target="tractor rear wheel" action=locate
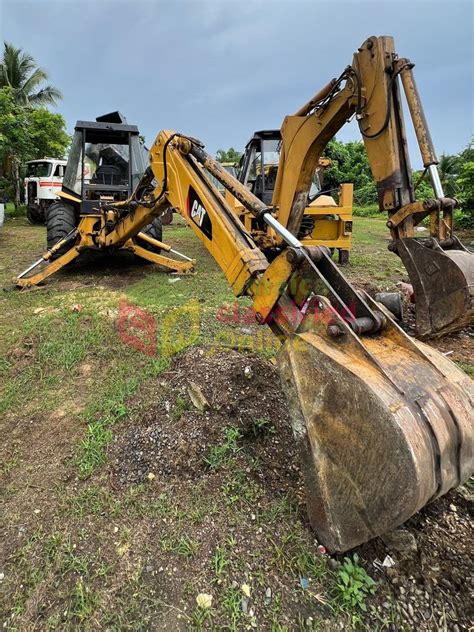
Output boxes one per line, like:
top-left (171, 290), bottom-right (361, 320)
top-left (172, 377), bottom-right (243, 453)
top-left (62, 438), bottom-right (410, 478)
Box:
top-left (46, 201), bottom-right (76, 257)
top-left (136, 217), bottom-right (163, 254)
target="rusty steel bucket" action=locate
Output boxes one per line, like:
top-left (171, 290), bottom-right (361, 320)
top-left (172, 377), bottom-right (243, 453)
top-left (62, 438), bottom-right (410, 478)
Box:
top-left (277, 293), bottom-right (474, 552)
top-left (396, 238), bottom-right (474, 339)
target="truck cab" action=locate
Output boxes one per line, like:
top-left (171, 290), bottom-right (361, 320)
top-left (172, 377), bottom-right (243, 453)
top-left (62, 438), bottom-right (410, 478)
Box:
top-left (24, 158), bottom-right (67, 224)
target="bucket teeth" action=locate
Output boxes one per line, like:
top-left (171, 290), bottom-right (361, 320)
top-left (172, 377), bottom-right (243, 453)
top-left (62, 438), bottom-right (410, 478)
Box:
top-left (277, 295), bottom-right (474, 553)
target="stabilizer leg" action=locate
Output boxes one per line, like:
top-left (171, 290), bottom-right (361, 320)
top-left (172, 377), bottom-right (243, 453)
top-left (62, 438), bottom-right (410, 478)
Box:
top-left (128, 240), bottom-right (195, 273)
top-left (15, 235), bottom-right (81, 288)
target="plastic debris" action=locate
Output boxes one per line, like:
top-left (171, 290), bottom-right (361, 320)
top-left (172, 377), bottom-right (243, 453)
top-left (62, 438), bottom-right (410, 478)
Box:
top-left (196, 593), bottom-right (213, 609)
top-left (299, 576), bottom-right (309, 590)
top-left (382, 555), bottom-right (396, 568)
top-left (264, 587), bottom-right (272, 605)
top-left (397, 281), bottom-right (415, 303)
top-left (373, 555), bottom-right (396, 571)
top-left (187, 382), bottom-right (210, 411)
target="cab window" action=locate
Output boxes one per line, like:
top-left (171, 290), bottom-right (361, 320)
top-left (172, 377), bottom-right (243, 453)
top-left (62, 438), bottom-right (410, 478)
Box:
top-left (26, 162), bottom-right (52, 178)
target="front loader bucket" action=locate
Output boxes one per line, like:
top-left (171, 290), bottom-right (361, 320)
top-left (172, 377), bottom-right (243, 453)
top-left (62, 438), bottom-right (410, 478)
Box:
top-left (396, 238), bottom-right (474, 339)
top-left (277, 295), bottom-right (473, 552)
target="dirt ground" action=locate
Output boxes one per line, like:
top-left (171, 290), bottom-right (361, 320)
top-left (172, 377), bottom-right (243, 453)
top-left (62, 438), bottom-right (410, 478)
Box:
top-left (109, 348), bottom-right (474, 630)
top-left (1, 348), bottom-right (474, 631)
top-left (0, 218), bottom-right (473, 630)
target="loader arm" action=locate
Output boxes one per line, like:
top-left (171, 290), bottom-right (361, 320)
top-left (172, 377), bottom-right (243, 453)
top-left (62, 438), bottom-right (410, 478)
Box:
top-left (106, 128), bottom-right (473, 552)
top-left (100, 132), bottom-right (269, 300)
top-left (272, 36), bottom-right (473, 338)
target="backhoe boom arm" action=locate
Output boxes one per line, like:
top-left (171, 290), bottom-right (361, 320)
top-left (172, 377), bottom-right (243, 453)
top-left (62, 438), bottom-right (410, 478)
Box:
top-left (272, 35), bottom-right (473, 338)
top-left (122, 127), bottom-right (472, 552)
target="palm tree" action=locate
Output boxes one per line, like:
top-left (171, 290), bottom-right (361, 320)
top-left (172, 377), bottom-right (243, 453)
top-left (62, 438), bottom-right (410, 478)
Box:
top-left (1, 43), bottom-right (63, 207)
top-left (438, 154), bottom-right (459, 198)
top-left (0, 42), bottom-right (62, 107)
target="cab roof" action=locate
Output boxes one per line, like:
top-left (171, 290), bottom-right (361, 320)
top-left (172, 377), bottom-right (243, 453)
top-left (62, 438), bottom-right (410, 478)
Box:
top-left (244, 129), bottom-right (281, 149)
top-left (26, 158), bottom-right (67, 163)
top-left (74, 112), bottom-right (139, 139)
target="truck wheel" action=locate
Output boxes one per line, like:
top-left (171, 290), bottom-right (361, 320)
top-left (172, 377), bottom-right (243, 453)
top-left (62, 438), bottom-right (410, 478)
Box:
top-left (136, 217), bottom-right (163, 253)
top-left (46, 201), bottom-right (76, 257)
top-left (27, 206), bottom-right (45, 225)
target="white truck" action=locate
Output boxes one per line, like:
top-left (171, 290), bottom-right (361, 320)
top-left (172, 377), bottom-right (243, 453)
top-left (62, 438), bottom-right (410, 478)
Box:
top-left (24, 158), bottom-right (67, 224)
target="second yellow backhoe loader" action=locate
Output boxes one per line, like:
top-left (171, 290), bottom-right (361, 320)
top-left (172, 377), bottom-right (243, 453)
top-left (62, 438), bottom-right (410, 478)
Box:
top-left (15, 36), bottom-right (473, 552)
top-left (232, 129), bottom-right (353, 264)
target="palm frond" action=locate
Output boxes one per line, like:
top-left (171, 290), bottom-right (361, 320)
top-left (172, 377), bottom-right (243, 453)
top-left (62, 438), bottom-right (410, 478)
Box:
top-left (28, 85), bottom-right (63, 107)
top-left (21, 67), bottom-right (49, 98)
top-left (1, 41), bottom-right (62, 105)
top-left (2, 43), bottom-right (31, 88)
top-left (0, 63), bottom-right (10, 88)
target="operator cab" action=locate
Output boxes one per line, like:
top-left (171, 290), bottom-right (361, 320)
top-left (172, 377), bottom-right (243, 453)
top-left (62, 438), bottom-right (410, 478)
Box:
top-left (62, 112), bottom-right (148, 214)
top-left (238, 130), bottom-right (323, 205)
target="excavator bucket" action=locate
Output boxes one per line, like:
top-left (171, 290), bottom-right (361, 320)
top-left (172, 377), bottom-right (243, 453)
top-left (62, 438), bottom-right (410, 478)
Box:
top-left (396, 238), bottom-right (474, 339)
top-left (277, 294), bottom-right (473, 553)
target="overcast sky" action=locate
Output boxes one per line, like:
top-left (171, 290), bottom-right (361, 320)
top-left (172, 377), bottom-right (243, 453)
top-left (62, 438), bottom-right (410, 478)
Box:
top-left (1, 0), bottom-right (473, 165)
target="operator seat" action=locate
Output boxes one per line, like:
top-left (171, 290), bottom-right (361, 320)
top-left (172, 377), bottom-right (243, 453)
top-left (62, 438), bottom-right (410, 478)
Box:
top-left (253, 165), bottom-right (278, 205)
top-left (92, 164), bottom-right (122, 186)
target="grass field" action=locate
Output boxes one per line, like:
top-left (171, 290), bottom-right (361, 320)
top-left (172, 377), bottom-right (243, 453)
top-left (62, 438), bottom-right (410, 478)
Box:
top-left (0, 216), bottom-right (471, 631)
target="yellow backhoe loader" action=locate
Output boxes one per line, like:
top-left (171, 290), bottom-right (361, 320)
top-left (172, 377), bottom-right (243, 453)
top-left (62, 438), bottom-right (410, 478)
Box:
top-left (232, 129), bottom-right (353, 264)
top-left (15, 36), bottom-right (473, 552)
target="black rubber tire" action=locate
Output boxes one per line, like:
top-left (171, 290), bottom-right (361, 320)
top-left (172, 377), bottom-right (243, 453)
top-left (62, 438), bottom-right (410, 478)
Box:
top-left (27, 206), bottom-right (45, 225)
top-left (338, 249), bottom-right (350, 266)
top-left (46, 201), bottom-right (76, 257)
top-left (136, 217), bottom-right (163, 253)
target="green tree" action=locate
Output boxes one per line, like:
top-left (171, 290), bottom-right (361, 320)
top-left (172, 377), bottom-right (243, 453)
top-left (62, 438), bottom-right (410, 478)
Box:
top-left (437, 153), bottom-right (460, 197)
top-left (456, 161), bottom-right (474, 228)
top-left (322, 139), bottom-right (474, 213)
top-left (216, 147), bottom-right (242, 164)
top-left (323, 140), bottom-right (377, 206)
top-left (0, 88), bottom-right (32, 206)
top-left (412, 170), bottom-right (434, 199)
top-left (458, 139), bottom-right (474, 164)
top-left (0, 42), bottom-right (62, 106)
top-left (29, 108), bottom-right (70, 159)
top-left (0, 87), bottom-right (69, 207)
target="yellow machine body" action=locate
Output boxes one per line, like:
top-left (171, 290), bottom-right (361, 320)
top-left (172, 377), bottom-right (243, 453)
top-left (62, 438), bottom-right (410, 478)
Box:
top-left (14, 37), bottom-right (473, 552)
